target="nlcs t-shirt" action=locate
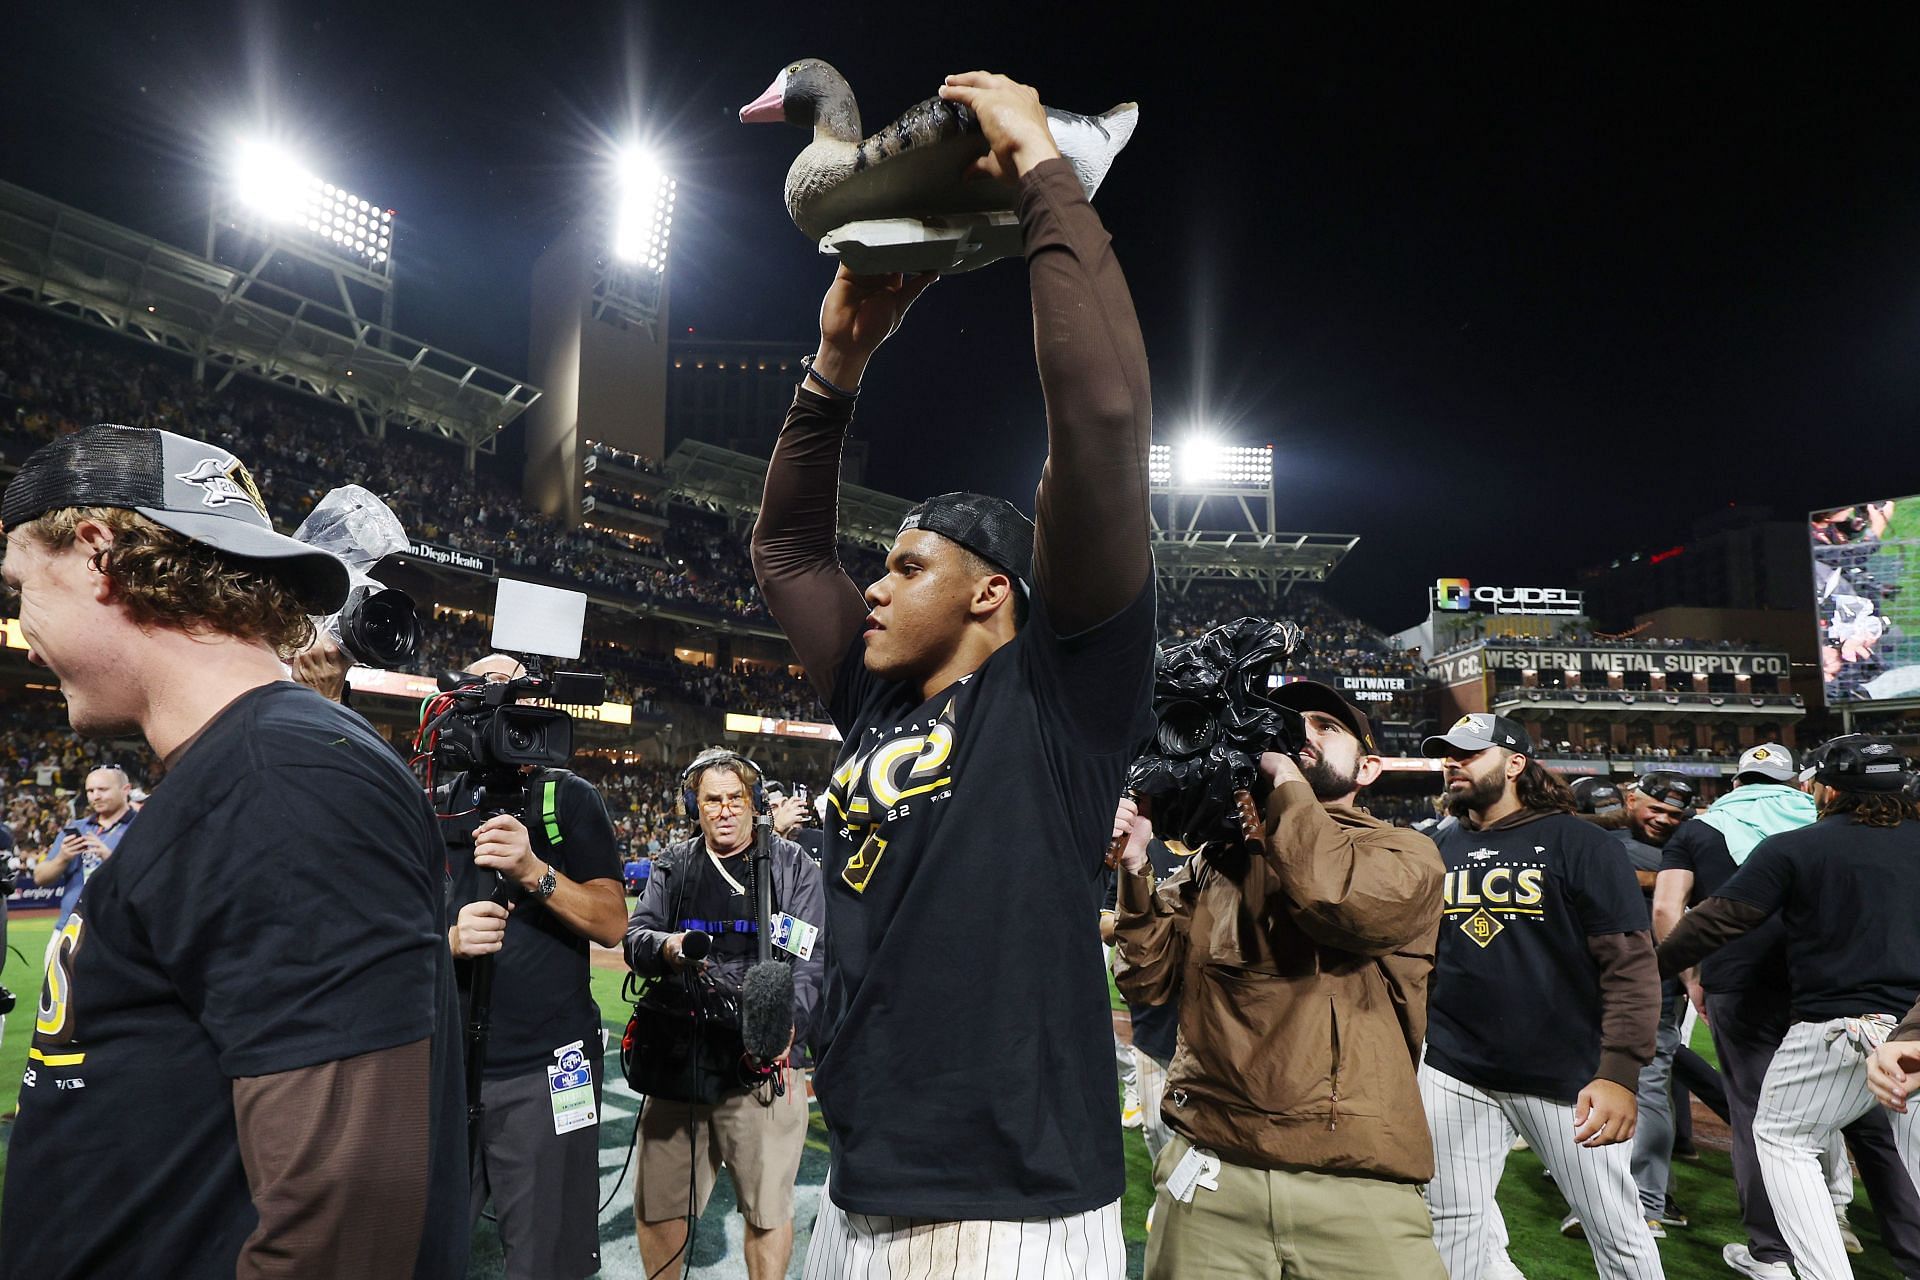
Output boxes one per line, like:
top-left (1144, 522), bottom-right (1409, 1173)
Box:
top-left (1715, 814), bottom-right (1920, 1023)
top-left (0, 683), bottom-right (466, 1280)
top-left (817, 583), bottom-right (1156, 1219)
top-left (1427, 811), bottom-right (1651, 1103)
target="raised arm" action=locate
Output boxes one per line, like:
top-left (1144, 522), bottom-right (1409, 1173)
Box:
top-left (752, 270), bottom-right (937, 703)
top-left (938, 72), bottom-right (1153, 635)
top-left (1259, 761), bottom-right (1444, 957)
top-left (1110, 799), bottom-right (1190, 1006)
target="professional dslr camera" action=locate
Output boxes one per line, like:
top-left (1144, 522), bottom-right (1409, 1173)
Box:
top-left (292, 485), bottom-right (421, 668)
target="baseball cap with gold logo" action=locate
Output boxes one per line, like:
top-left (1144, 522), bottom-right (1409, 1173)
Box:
top-left (1734, 743), bottom-right (1798, 784)
top-left (1, 424), bottom-right (349, 613)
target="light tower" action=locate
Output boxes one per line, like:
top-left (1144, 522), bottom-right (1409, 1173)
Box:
top-left (523, 146), bottom-right (678, 525)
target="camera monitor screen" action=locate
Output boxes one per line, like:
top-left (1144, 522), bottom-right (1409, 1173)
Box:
top-left (491, 578), bottom-right (588, 661)
top-left (1813, 498), bottom-right (1920, 704)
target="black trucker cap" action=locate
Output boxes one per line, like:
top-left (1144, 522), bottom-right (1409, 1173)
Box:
top-left (898, 492), bottom-right (1034, 584)
top-left (1, 424), bottom-right (349, 614)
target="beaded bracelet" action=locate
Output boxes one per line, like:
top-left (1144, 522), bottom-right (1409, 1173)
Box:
top-left (799, 353), bottom-right (860, 400)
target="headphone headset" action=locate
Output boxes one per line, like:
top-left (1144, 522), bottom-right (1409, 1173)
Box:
top-left (680, 748), bottom-right (768, 817)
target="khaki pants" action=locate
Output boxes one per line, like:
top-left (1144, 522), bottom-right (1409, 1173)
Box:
top-left (1145, 1133), bottom-right (1447, 1280)
top-left (635, 1066), bottom-right (809, 1229)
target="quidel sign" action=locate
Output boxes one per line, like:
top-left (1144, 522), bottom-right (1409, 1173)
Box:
top-left (1432, 578), bottom-right (1584, 616)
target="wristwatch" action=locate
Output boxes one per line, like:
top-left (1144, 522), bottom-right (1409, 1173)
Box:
top-left (531, 864), bottom-right (558, 901)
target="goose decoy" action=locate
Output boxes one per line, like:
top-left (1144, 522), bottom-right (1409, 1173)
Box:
top-left (739, 59), bottom-right (1138, 275)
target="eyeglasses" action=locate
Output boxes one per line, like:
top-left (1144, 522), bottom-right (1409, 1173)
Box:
top-left (699, 796), bottom-right (748, 814)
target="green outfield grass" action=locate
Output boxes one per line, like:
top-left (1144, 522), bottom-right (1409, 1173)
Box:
top-left (1, 916), bottom-right (1911, 1277)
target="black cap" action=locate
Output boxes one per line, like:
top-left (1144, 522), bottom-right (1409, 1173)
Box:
top-left (1421, 713), bottom-right (1534, 758)
top-left (898, 492), bottom-right (1033, 584)
top-left (2, 424), bottom-right (349, 613)
top-left (1270, 680), bottom-right (1376, 753)
top-left (1569, 776), bottom-right (1623, 815)
top-left (1633, 771), bottom-right (1698, 811)
top-left (1801, 734), bottom-right (1913, 793)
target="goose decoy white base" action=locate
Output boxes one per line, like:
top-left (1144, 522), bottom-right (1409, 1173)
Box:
top-left (819, 212), bottom-right (1021, 276)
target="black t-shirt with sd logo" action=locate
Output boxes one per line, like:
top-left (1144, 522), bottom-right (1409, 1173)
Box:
top-left (1426, 811), bottom-right (1650, 1103)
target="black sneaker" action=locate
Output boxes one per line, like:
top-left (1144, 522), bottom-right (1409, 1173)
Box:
top-left (0, 986), bottom-right (16, 1017)
top-left (1658, 1197), bottom-right (1689, 1230)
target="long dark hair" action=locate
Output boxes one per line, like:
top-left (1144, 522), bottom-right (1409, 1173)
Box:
top-left (1514, 758), bottom-right (1577, 816)
top-left (1818, 789), bottom-right (1920, 828)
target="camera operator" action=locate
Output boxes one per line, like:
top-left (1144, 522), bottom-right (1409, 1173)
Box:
top-left (442, 652), bottom-right (627, 1280)
top-left (1113, 681), bottom-right (1449, 1277)
top-left (0, 424), bottom-right (466, 1280)
top-left (625, 749), bottom-right (823, 1280)
top-left (33, 765), bottom-right (137, 928)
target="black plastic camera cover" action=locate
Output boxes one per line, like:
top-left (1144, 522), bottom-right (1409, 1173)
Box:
top-left (1125, 617), bottom-right (1307, 854)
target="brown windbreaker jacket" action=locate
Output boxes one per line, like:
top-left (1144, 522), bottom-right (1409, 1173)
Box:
top-left (1114, 779), bottom-right (1444, 1182)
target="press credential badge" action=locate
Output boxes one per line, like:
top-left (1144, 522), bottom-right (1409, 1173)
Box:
top-left (771, 911), bottom-right (818, 961)
top-left (548, 1041), bottom-right (597, 1136)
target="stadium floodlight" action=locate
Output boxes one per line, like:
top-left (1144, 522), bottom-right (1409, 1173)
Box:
top-left (612, 146), bottom-right (676, 273)
top-left (1149, 438), bottom-right (1274, 490)
top-left (230, 137), bottom-right (394, 267)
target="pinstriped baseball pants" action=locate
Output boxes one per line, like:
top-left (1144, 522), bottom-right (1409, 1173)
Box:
top-left (1420, 1062), bottom-right (1664, 1280)
top-left (1753, 1017), bottom-right (1920, 1280)
top-left (803, 1190), bottom-right (1124, 1280)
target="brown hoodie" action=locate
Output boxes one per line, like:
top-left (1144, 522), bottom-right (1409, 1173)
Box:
top-left (1114, 779), bottom-right (1444, 1182)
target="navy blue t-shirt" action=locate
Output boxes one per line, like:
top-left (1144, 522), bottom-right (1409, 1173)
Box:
top-left (0, 683), bottom-right (466, 1280)
top-left (1659, 819), bottom-right (1789, 997)
top-left (1716, 814), bottom-right (1920, 1022)
top-left (1428, 811), bottom-right (1651, 1103)
top-left (816, 583), bottom-right (1156, 1219)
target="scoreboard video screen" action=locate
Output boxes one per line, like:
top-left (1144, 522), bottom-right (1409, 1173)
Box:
top-left (1813, 498), bottom-right (1920, 703)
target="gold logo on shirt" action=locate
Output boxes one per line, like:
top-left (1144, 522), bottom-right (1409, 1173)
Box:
top-left (1460, 909), bottom-right (1505, 948)
top-left (842, 832), bottom-right (887, 894)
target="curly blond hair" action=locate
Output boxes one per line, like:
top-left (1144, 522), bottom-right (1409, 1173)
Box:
top-left (17, 507), bottom-right (315, 658)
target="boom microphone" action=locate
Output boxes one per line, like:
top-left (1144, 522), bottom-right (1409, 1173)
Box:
top-left (741, 960), bottom-right (795, 1062)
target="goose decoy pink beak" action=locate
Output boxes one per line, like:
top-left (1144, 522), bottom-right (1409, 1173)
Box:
top-left (739, 70), bottom-right (787, 124)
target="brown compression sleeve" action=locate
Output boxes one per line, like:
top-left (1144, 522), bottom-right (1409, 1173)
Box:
top-left (751, 387), bottom-right (869, 705)
top-left (1655, 896), bottom-right (1771, 979)
top-left (1587, 931), bottom-right (1660, 1091)
top-left (232, 1038), bottom-right (433, 1280)
top-left (1021, 158), bottom-right (1154, 637)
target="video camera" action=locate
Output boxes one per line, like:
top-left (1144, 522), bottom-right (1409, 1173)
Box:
top-left (427, 667), bottom-right (607, 780)
top-left (1121, 616), bottom-right (1308, 858)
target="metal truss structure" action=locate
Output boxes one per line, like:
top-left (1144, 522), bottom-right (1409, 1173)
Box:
top-left (1149, 447), bottom-right (1357, 597)
top-left (664, 439), bottom-right (912, 550)
top-left (591, 257), bottom-right (667, 338)
top-left (0, 180), bottom-right (538, 463)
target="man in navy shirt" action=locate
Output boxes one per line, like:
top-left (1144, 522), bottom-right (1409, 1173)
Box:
top-left (1660, 735), bottom-right (1920, 1280)
top-left (32, 766), bottom-right (137, 927)
top-left (1419, 713), bottom-right (1664, 1280)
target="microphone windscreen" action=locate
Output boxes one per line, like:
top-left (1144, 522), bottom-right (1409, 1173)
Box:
top-left (681, 929), bottom-right (713, 961)
top-left (741, 960), bottom-right (795, 1062)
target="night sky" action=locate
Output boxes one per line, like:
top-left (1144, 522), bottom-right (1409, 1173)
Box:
top-left (4, 4), bottom-right (1917, 633)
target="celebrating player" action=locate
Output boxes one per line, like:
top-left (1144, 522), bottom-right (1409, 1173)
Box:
top-left (750, 70), bottom-right (1154, 1278)
top-left (1659, 735), bottom-right (1920, 1280)
top-left (1419, 714), bottom-right (1665, 1280)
